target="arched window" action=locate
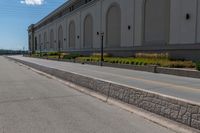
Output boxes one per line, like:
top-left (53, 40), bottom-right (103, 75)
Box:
top-left (69, 21), bottom-right (76, 49)
top-left (50, 29), bottom-right (54, 50)
top-left (84, 15), bottom-right (93, 48)
top-left (144, 0), bottom-right (170, 45)
top-left (58, 26), bottom-right (63, 50)
top-left (106, 4), bottom-right (121, 48)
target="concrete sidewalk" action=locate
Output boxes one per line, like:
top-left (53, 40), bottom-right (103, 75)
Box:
top-left (10, 55), bottom-right (200, 103)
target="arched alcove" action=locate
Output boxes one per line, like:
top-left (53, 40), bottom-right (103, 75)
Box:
top-left (58, 26), bottom-right (63, 50)
top-left (69, 21), bottom-right (76, 49)
top-left (144, 0), bottom-right (170, 45)
top-left (106, 4), bottom-right (121, 48)
top-left (84, 15), bottom-right (93, 48)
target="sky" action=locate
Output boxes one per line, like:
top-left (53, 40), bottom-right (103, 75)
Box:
top-left (0, 0), bottom-right (67, 50)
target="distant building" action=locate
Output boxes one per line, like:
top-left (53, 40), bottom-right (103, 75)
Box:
top-left (28, 0), bottom-right (200, 60)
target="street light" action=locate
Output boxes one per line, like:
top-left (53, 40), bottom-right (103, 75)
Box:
top-left (100, 32), bottom-right (104, 66)
top-left (40, 44), bottom-right (42, 57)
top-left (58, 40), bottom-right (61, 59)
top-left (23, 46), bottom-right (25, 56)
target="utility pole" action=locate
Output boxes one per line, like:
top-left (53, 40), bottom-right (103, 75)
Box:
top-left (100, 32), bottom-right (104, 66)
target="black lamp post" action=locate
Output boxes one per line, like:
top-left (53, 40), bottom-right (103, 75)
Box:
top-left (58, 40), bottom-right (61, 59)
top-left (22, 46), bottom-right (25, 56)
top-left (40, 44), bottom-right (42, 57)
top-left (100, 32), bottom-right (104, 66)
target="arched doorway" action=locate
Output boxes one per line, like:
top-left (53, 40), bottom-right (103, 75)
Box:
top-left (144, 0), bottom-right (170, 45)
top-left (58, 26), bottom-right (63, 50)
top-left (106, 4), bottom-right (121, 48)
top-left (84, 15), bottom-right (93, 48)
top-left (50, 29), bottom-right (54, 50)
top-left (69, 21), bottom-right (76, 49)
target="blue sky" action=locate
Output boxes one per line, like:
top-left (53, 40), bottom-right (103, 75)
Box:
top-left (0, 0), bottom-right (66, 50)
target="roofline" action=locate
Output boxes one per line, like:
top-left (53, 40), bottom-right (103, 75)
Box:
top-left (34, 0), bottom-right (76, 27)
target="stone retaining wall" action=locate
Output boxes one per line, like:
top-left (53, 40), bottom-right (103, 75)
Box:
top-left (156, 67), bottom-right (200, 79)
top-left (26, 56), bottom-right (200, 79)
top-left (9, 57), bottom-right (200, 130)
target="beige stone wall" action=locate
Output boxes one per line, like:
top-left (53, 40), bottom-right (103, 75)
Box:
top-left (170, 0), bottom-right (198, 44)
top-left (32, 0), bottom-right (200, 54)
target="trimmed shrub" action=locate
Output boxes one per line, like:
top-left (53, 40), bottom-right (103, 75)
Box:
top-left (144, 62), bottom-right (148, 66)
top-left (139, 62), bottom-right (144, 66)
top-left (63, 53), bottom-right (81, 60)
top-left (131, 61), bottom-right (135, 65)
top-left (42, 52), bottom-right (48, 56)
top-left (31, 52), bottom-right (41, 57)
top-left (196, 62), bottom-right (200, 71)
top-left (48, 52), bottom-right (59, 56)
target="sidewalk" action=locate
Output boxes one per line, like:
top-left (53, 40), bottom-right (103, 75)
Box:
top-left (10, 55), bottom-right (200, 103)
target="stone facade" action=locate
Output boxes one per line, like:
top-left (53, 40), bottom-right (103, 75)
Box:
top-left (28, 0), bottom-right (200, 60)
top-left (11, 57), bottom-right (200, 130)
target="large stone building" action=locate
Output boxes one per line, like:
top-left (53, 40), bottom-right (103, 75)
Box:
top-left (28, 0), bottom-right (200, 60)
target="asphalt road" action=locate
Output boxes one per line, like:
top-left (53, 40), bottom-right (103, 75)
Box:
top-left (11, 55), bottom-right (200, 103)
top-left (0, 56), bottom-right (177, 133)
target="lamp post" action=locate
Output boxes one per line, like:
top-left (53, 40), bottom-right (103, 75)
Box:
top-left (58, 40), bottom-right (61, 59)
top-left (40, 44), bottom-right (42, 57)
top-left (100, 32), bottom-right (104, 66)
top-left (23, 46), bottom-right (25, 56)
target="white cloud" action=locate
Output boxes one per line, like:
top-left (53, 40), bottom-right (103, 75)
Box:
top-left (20, 0), bottom-right (45, 5)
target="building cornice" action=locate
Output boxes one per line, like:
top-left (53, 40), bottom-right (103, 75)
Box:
top-left (33, 0), bottom-right (95, 31)
top-left (34, 0), bottom-right (76, 27)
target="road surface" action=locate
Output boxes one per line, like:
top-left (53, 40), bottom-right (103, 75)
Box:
top-left (11, 55), bottom-right (200, 103)
top-left (0, 56), bottom-right (176, 133)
